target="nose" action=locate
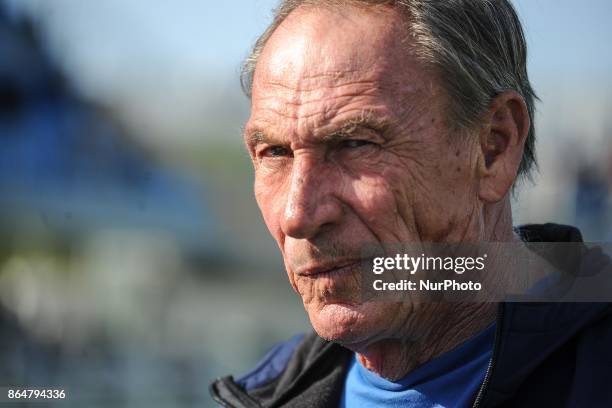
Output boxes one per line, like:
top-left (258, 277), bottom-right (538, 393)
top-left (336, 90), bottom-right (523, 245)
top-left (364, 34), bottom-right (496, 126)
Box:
top-left (280, 155), bottom-right (343, 240)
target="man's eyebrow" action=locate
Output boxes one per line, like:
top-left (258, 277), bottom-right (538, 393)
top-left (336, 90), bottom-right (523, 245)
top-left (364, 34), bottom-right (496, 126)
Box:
top-left (244, 115), bottom-right (391, 146)
top-left (245, 129), bottom-right (278, 146)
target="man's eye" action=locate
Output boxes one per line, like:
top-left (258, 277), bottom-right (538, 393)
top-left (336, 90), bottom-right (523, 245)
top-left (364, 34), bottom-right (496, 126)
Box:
top-left (340, 140), bottom-right (374, 149)
top-left (262, 145), bottom-right (292, 157)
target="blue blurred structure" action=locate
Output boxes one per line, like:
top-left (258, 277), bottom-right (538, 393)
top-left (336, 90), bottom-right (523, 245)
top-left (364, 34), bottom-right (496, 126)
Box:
top-left (0, 7), bottom-right (217, 254)
top-left (0, 8), bottom-right (226, 407)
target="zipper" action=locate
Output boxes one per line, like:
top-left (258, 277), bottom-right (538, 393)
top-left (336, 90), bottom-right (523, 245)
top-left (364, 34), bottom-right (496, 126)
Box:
top-left (472, 303), bottom-right (505, 408)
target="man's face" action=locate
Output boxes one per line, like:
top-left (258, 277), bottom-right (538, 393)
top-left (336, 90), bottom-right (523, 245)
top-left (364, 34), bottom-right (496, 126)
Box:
top-left (245, 6), bottom-right (483, 347)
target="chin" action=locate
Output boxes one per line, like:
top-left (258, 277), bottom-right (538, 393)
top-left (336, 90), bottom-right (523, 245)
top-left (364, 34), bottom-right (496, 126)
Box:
top-left (307, 301), bottom-right (387, 346)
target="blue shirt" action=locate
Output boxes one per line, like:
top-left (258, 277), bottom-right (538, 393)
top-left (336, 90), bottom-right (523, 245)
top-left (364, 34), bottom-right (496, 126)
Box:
top-left (340, 324), bottom-right (495, 408)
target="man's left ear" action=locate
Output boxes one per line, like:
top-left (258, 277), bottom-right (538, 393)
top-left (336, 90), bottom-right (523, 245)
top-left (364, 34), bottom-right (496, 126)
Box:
top-left (477, 90), bottom-right (530, 203)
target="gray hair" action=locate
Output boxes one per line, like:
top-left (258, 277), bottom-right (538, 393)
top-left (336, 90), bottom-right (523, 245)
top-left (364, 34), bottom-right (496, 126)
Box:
top-left (241, 0), bottom-right (538, 182)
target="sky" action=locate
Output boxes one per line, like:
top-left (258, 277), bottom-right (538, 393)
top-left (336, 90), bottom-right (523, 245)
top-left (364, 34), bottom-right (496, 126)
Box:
top-left (12, 0), bottom-right (612, 81)
top-left (514, 0), bottom-right (612, 76)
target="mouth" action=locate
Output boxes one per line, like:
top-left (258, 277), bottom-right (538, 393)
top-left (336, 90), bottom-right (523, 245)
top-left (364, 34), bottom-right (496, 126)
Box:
top-left (296, 259), bottom-right (364, 278)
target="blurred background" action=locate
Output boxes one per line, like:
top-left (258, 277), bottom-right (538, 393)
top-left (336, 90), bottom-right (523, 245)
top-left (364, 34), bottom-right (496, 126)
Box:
top-left (0, 0), bottom-right (610, 406)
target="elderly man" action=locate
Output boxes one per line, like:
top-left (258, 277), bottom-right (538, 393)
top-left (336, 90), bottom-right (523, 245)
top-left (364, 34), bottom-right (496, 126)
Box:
top-left (210, 0), bottom-right (612, 407)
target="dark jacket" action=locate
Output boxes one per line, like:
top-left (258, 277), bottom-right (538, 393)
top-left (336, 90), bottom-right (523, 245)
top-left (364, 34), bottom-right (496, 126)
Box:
top-left (210, 224), bottom-right (612, 407)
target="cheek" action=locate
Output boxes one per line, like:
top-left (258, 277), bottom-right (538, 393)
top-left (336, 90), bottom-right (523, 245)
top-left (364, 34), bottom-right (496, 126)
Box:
top-left (254, 177), bottom-right (287, 242)
top-left (407, 146), bottom-right (480, 241)
top-left (342, 145), bottom-right (478, 243)
top-left (343, 170), bottom-right (415, 243)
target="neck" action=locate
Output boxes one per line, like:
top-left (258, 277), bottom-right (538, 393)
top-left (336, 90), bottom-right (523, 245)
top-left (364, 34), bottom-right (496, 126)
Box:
top-left (355, 301), bottom-right (497, 381)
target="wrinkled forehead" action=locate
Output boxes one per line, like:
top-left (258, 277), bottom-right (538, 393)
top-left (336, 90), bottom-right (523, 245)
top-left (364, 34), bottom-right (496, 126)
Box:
top-left (252, 5), bottom-right (411, 95)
